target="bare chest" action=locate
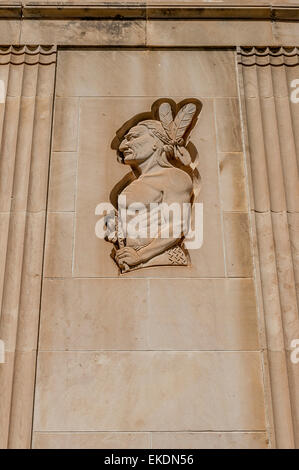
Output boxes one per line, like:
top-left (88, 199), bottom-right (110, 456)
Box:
top-left (120, 178), bottom-right (163, 208)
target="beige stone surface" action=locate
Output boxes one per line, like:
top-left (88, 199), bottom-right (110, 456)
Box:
top-left (32, 430), bottom-right (270, 449)
top-left (27, 96), bottom-right (55, 212)
top-left (0, 212), bottom-right (27, 350)
top-left (288, 213), bottom-right (299, 303)
top-left (224, 212), bottom-right (253, 277)
top-left (44, 212), bottom-right (74, 277)
top-left (9, 97), bottom-right (39, 212)
top-left (146, 20), bottom-right (274, 47)
top-left (56, 49), bottom-right (238, 98)
top-left (31, 46), bottom-right (269, 447)
top-left (0, 20), bottom-right (20, 44)
top-left (0, 46), bottom-right (57, 449)
top-left (219, 153), bottom-right (248, 212)
top-left (39, 278), bottom-right (149, 350)
top-left (267, 350), bottom-right (295, 448)
top-left (0, 98), bottom-right (52, 214)
top-left (22, 0), bottom-right (145, 4)
top-left (242, 96), bottom-right (270, 212)
top-left (39, 278), bottom-right (259, 351)
top-left (148, 0), bottom-right (262, 3)
top-left (241, 47), bottom-right (299, 216)
top-left (148, 278), bottom-right (259, 350)
top-left (48, 152), bottom-right (77, 212)
top-left (0, 213), bottom-right (10, 309)
top-left (34, 351), bottom-right (266, 432)
top-left (271, 212), bottom-right (299, 343)
top-left (2, 5), bottom-right (299, 49)
top-left (240, 47), bottom-right (299, 448)
top-left (55, 49), bottom-right (234, 279)
top-left (274, 98), bottom-right (299, 214)
top-left (6, 350), bottom-right (37, 449)
top-left (286, 352), bottom-right (299, 444)
top-left (273, 21), bottom-right (299, 45)
top-left (254, 212), bottom-right (285, 352)
top-left (151, 432), bottom-right (269, 449)
top-left (4, 1), bottom-right (298, 5)
top-left (0, 350), bottom-right (37, 449)
top-left (52, 98), bottom-right (79, 152)
top-left (0, 352), bottom-right (15, 448)
top-left (215, 98), bottom-right (243, 153)
top-left (0, 96), bottom-right (22, 212)
top-left (33, 432), bottom-right (151, 449)
top-left (2, 4), bottom-right (299, 449)
top-left (20, 19), bottom-right (146, 45)
top-left (56, 55), bottom-right (231, 271)
top-left (258, 96), bottom-right (287, 213)
top-left (12, 211), bottom-right (46, 352)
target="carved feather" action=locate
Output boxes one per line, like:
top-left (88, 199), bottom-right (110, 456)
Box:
top-left (159, 102), bottom-right (174, 137)
top-left (176, 146), bottom-right (192, 166)
top-left (173, 103), bottom-right (196, 140)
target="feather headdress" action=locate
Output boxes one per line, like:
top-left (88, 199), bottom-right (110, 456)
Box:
top-left (113, 98), bottom-right (202, 167)
top-left (157, 101), bottom-right (198, 166)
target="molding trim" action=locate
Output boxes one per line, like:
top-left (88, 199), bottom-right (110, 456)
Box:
top-left (0, 45), bottom-right (57, 64)
top-left (1, 3), bottom-right (299, 21)
top-left (238, 46), bottom-right (299, 66)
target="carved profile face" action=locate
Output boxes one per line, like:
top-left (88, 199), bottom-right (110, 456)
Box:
top-left (119, 125), bottom-right (159, 165)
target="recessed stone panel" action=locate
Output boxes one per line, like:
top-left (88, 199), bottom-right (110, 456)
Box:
top-left (39, 278), bottom-right (149, 351)
top-left (33, 47), bottom-right (266, 448)
top-left (56, 50), bottom-right (238, 98)
top-left (73, 96), bottom-right (224, 278)
top-left (34, 351), bottom-right (266, 432)
top-left (38, 278), bottom-right (259, 351)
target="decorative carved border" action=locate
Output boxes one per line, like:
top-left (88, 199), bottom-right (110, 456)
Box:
top-left (0, 45), bottom-right (57, 449)
top-left (238, 46), bottom-right (299, 448)
top-left (0, 45), bottom-right (57, 65)
top-left (238, 46), bottom-right (299, 66)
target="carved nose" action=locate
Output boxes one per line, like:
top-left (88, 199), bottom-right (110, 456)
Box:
top-left (119, 139), bottom-right (129, 152)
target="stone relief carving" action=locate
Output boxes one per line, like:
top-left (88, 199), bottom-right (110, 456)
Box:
top-left (106, 98), bottom-right (202, 273)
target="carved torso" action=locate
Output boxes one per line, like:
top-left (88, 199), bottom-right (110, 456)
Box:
top-left (119, 168), bottom-right (192, 248)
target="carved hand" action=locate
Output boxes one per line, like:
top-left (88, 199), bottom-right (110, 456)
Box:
top-left (115, 247), bottom-right (143, 268)
top-left (104, 210), bottom-right (118, 244)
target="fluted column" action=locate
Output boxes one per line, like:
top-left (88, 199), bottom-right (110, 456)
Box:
top-left (238, 47), bottom-right (299, 449)
top-left (0, 46), bottom-right (56, 449)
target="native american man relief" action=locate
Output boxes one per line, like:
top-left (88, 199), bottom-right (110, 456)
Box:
top-left (104, 99), bottom-right (202, 273)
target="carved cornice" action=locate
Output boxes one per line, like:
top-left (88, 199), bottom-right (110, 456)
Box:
top-left (238, 46), bottom-right (299, 66)
top-left (1, 3), bottom-right (299, 20)
top-left (0, 45), bottom-right (56, 65)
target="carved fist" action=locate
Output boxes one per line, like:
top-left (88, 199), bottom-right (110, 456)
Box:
top-left (104, 210), bottom-right (117, 244)
top-left (115, 247), bottom-right (142, 268)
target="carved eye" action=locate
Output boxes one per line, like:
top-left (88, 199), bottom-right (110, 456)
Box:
top-left (127, 134), bottom-right (138, 141)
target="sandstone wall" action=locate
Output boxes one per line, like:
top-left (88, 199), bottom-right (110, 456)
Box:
top-left (0, 1), bottom-right (298, 449)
